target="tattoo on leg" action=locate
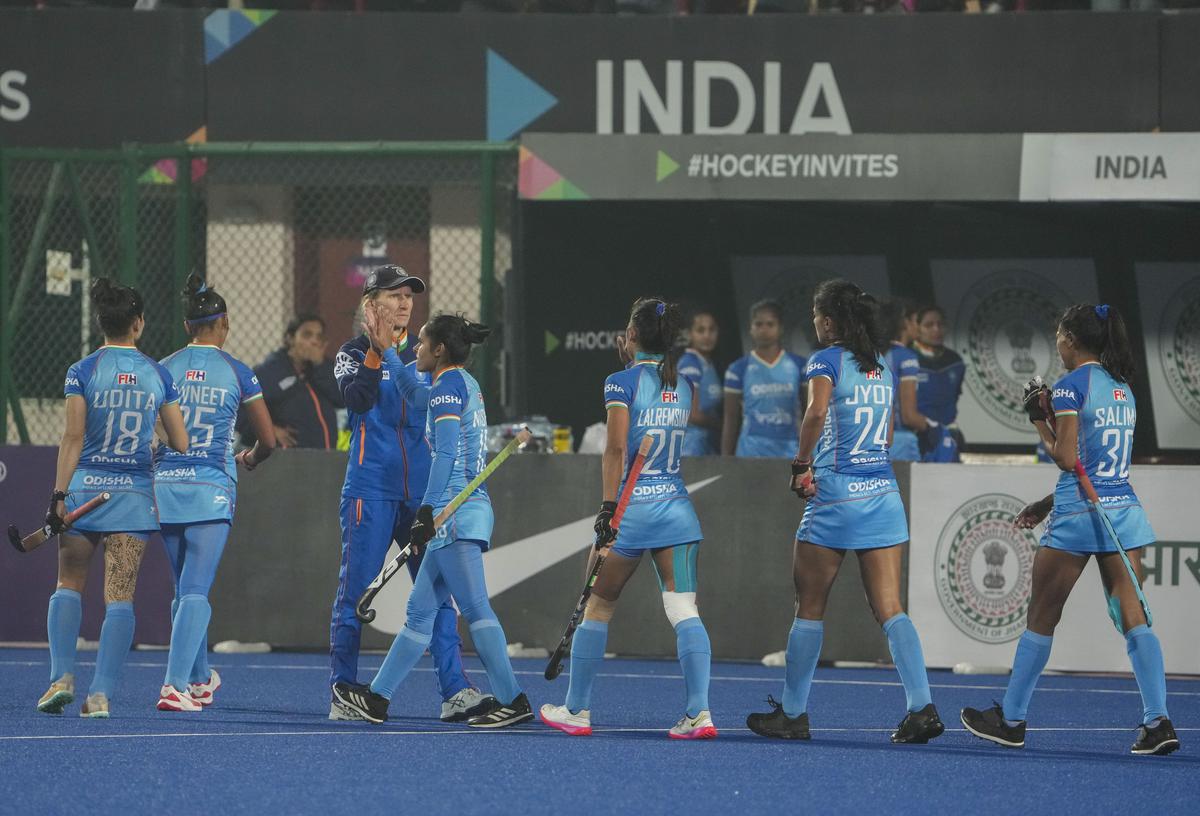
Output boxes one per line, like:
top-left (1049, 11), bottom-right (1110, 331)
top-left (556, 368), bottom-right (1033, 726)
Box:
top-left (104, 534), bottom-right (146, 604)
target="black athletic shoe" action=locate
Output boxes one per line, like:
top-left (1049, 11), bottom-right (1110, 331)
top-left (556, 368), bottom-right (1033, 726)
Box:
top-left (891, 703), bottom-right (946, 744)
top-left (746, 695), bottom-right (811, 740)
top-left (332, 682), bottom-right (389, 724)
top-left (1131, 718), bottom-right (1180, 756)
top-left (960, 703), bottom-right (1025, 748)
top-left (467, 692), bottom-right (534, 729)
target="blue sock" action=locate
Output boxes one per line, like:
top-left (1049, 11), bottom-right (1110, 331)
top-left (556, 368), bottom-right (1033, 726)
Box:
top-left (1002, 630), bottom-right (1053, 722)
top-left (675, 618), bottom-right (711, 717)
top-left (469, 619), bottom-right (522, 705)
top-left (47, 589), bottom-right (83, 682)
top-left (371, 627), bottom-right (431, 700)
top-left (882, 613), bottom-right (933, 713)
top-left (782, 618), bottom-right (823, 718)
top-left (164, 594), bottom-right (211, 691)
top-left (565, 620), bottom-right (608, 713)
top-left (89, 602), bottom-right (135, 698)
top-left (1125, 625), bottom-right (1169, 724)
top-left (190, 628), bottom-right (211, 685)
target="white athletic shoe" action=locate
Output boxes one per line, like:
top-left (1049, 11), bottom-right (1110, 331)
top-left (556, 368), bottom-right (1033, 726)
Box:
top-left (158, 685), bottom-right (202, 712)
top-left (539, 703), bottom-right (592, 736)
top-left (440, 687), bottom-right (496, 722)
top-left (329, 698), bottom-right (365, 721)
top-left (80, 692), bottom-right (110, 719)
top-left (188, 669), bottom-right (222, 707)
top-left (668, 710), bottom-right (718, 740)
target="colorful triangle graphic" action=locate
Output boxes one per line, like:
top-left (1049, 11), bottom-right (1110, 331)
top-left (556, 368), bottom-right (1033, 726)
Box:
top-left (656, 150), bottom-right (680, 183)
top-left (535, 179), bottom-right (589, 201)
top-left (205, 10), bottom-right (276, 65)
top-left (487, 49), bottom-right (557, 142)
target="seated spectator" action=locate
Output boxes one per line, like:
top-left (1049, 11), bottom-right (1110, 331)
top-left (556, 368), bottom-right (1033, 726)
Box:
top-left (248, 314), bottom-right (343, 450)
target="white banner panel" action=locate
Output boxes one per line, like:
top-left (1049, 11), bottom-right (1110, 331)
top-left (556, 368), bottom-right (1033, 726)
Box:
top-left (1135, 262), bottom-right (1200, 450)
top-left (1021, 133), bottom-right (1200, 202)
top-left (930, 259), bottom-right (1099, 445)
top-left (908, 463), bottom-right (1200, 674)
top-left (729, 256), bottom-right (890, 357)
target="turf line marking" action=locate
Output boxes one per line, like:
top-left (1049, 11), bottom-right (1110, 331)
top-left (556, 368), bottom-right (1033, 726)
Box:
top-left (3, 660), bottom-right (1198, 697)
top-left (2, 726), bottom-right (1195, 743)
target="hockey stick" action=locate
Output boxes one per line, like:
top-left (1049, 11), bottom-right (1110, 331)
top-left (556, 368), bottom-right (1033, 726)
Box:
top-left (8, 492), bottom-right (111, 553)
top-left (355, 427), bottom-right (531, 624)
top-left (544, 434), bottom-right (654, 681)
top-left (1038, 384), bottom-right (1152, 629)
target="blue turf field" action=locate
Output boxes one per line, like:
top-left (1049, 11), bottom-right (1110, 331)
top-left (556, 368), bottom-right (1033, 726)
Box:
top-left (2, 648), bottom-right (1197, 815)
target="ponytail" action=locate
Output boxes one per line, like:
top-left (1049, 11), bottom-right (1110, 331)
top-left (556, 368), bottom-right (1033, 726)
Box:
top-left (629, 297), bottom-right (685, 390)
top-left (90, 277), bottom-right (144, 338)
top-left (182, 272), bottom-right (228, 332)
top-left (813, 279), bottom-right (887, 374)
top-left (425, 313), bottom-right (490, 365)
top-left (1059, 303), bottom-right (1136, 383)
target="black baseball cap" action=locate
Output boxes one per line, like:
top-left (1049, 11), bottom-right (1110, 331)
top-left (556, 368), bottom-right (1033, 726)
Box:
top-left (363, 264), bottom-right (426, 296)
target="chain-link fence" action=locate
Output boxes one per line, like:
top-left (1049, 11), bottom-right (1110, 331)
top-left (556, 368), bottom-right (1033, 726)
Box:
top-left (0, 142), bottom-right (516, 445)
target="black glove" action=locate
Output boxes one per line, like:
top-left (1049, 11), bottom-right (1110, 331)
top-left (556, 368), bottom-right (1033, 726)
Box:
top-left (1022, 377), bottom-right (1050, 424)
top-left (45, 490), bottom-right (67, 536)
top-left (593, 501), bottom-right (618, 548)
top-left (408, 504), bottom-right (435, 552)
top-left (917, 419), bottom-right (941, 457)
top-left (790, 458), bottom-right (815, 499)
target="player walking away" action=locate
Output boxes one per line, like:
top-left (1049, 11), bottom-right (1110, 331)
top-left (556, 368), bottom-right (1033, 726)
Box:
top-left (333, 313), bottom-right (532, 728)
top-left (747, 280), bottom-right (944, 744)
top-left (911, 305), bottom-right (964, 462)
top-left (541, 298), bottom-right (717, 740)
top-left (328, 265), bottom-right (488, 722)
top-left (721, 300), bottom-right (806, 458)
top-left (962, 304), bottom-right (1180, 756)
top-left (678, 310), bottom-right (722, 456)
top-left (38, 278), bottom-right (189, 718)
top-left (878, 298), bottom-right (930, 463)
top-left (154, 275), bottom-right (276, 712)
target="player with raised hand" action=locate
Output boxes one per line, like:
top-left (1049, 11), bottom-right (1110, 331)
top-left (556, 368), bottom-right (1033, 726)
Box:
top-left (962, 304), bottom-right (1179, 756)
top-left (721, 299), bottom-right (806, 458)
top-left (328, 265), bottom-right (486, 723)
top-left (37, 278), bottom-right (189, 718)
top-left (678, 310), bottom-right (722, 456)
top-left (333, 314), bottom-right (532, 728)
top-left (747, 279), bottom-right (943, 744)
top-left (153, 275), bottom-right (275, 712)
top-left (540, 297), bottom-right (717, 740)
top-left (878, 298), bottom-right (929, 463)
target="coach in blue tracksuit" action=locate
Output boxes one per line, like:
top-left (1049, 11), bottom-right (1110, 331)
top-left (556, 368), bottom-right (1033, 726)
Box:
top-left (327, 265), bottom-right (490, 722)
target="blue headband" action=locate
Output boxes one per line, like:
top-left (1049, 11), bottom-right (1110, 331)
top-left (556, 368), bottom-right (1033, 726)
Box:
top-left (1095, 304), bottom-right (1110, 321)
top-left (186, 312), bottom-right (226, 325)
top-left (655, 302), bottom-right (666, 317)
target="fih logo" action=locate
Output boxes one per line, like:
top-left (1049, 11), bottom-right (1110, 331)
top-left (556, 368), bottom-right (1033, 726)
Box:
top-left (1158, 277), bottom-right (1200, 425)
top-left (958, 270), bottom-right (1070, 433)
top-left (485, 50), bottom-right (851, 142)
top-left (117, 373), bottom-right (137, 386)
top-left (934, 493), bottom-right (1037, 645)
top-left (186, 370), bottom-right (206, 382)
top-left (1112, 388), bottom-right (1128, 402)
top-left (662, 391), bottom-right (678, 404)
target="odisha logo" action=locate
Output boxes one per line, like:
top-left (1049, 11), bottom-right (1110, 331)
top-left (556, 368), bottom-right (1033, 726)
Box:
top-left (1158, 278), bottom-right (1200, 424)
top-left (957, 270), bottom-right (1071, 433)
top-left (934, 493), bottom-right (1037, 644)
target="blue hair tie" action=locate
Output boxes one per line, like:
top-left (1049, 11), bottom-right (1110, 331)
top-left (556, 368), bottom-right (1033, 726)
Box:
top-left (655, 302), bottom-right (666, 317)
top-left (1095, 304), bottom-right (1110, 321)
top-left (196, 282), bottom-right (208, 295)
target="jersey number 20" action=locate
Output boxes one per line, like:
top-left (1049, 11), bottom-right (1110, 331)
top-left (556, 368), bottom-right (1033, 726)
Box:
top-left (641, 428), bottom-right (684, 476)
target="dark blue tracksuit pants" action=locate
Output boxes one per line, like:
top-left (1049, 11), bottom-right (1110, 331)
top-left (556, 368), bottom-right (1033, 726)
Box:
top-left (330, 496), bottom-right (469, 699)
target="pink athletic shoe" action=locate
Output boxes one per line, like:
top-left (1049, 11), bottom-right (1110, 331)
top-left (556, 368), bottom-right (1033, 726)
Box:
top-left (668, 711), bottom-right (718, 740)
top-left (539, 703), bottom-right (592, 736)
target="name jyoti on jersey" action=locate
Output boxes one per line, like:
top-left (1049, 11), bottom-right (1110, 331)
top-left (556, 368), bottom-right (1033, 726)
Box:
top-left (636, 406), bottom-right (688, 427)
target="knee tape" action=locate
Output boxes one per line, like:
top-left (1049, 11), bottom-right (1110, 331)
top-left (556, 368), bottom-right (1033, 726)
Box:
top-left (585, 594), bottom-right (617, 623)
top-left (662, 592), bottom-right (698, 628)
